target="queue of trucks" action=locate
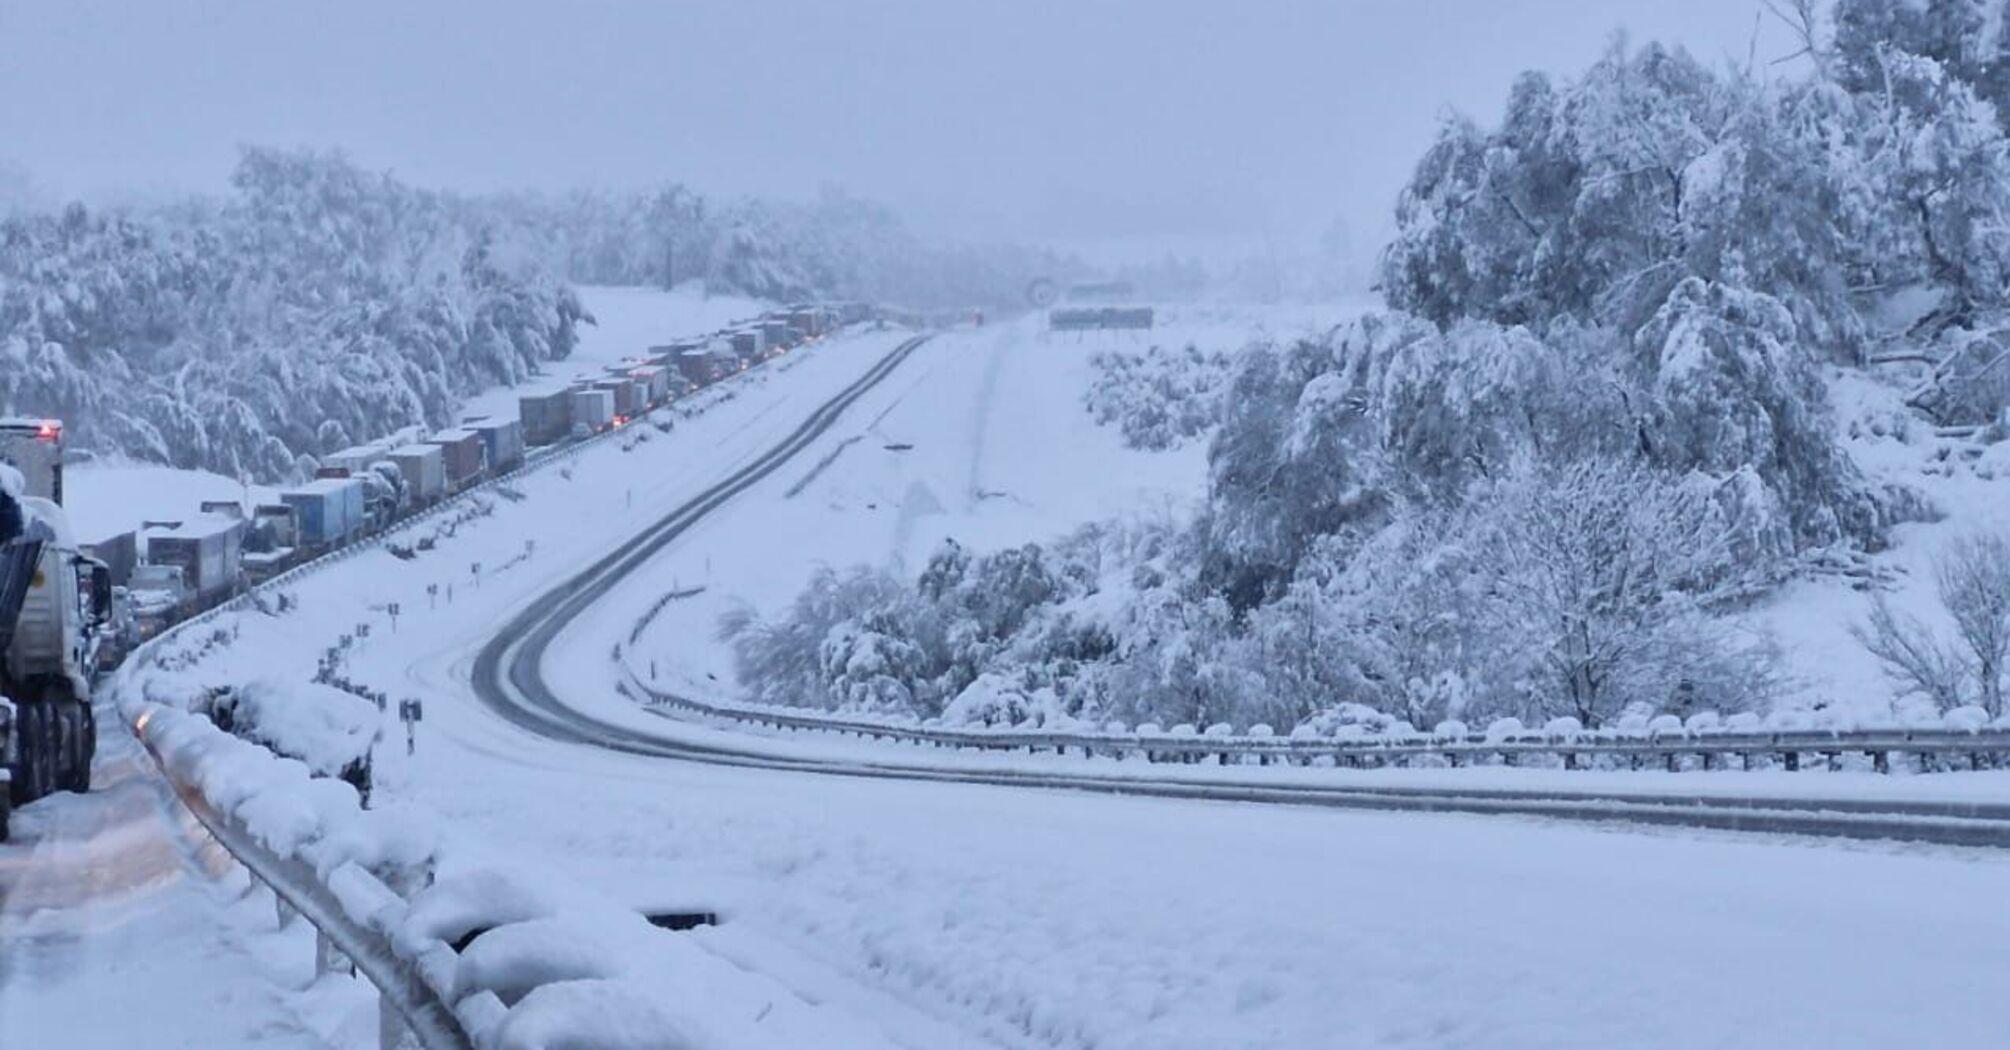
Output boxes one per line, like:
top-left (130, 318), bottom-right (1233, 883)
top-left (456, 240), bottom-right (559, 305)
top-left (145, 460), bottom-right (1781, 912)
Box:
top-left (0, 301), bottom-right (874, 839)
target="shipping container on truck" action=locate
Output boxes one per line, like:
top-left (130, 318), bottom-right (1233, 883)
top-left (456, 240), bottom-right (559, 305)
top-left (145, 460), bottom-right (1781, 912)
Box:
top-left (242, 504), bottom-right (299, 581)
top-left (761, 320), bottom-right (797, 351)
top-left (726, 328), bottom-right (765, 360)
top-left (426, 429), bottom-right (487, 492)
top-left (592, 378), bottom-right (645, 419)
top-left (386, 444), bottom-right (447, 504)
top-left (468, 419), bottom-right (525, 474)
top-left (84, 530), bottom-right (139, 588)
top-left (569, 387), bottom-right (616, 433)
top-left (630, 365), bottom-right (672, 405)
top-left (0, 418), bottom-right (65, 504)
top-left (321, 444), bottom-right (390, 475)
top-left (251, 504), bottom-right (298, 550)
top-left (282, 477), bottom-right (367, 548)
top-left (784, 309), bottom-right (823, 339)
top-left (519, 389), bottom-right (574, 447)
top-left (144, 514), bottom-right (244, 604)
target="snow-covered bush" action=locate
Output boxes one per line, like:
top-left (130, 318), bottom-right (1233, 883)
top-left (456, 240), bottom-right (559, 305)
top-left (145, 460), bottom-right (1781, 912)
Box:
top-left (1084, 343), bottom-right (1234, 450)
top-left (1858, 531), bottom-right (2010, 717)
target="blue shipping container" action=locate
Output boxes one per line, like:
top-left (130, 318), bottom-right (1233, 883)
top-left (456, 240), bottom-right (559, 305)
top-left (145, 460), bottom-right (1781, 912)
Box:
top-left (281, 477), bottom-right (367, 546)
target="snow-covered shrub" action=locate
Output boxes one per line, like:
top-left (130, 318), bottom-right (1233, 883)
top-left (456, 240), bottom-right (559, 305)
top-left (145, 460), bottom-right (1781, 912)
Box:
top-left (941, 672), bottom-right (1051, 729)
top-left (1084, 343), bottom-right (1234, 450)
top-left (1857, 532), bottom-right (2010, 717)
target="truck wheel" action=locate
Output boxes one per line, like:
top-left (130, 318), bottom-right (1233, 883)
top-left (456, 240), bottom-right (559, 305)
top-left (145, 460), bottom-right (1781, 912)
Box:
top-left (58, 704), bottom-right (91, 794)
top-left (11, 703), bottom-right (47, 804)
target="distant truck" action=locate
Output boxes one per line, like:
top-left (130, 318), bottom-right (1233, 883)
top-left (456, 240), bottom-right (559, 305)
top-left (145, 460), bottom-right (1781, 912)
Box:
top-left (0, 419), bottom-right (64, 504)
top-left (282, 477), bottom-right (368, 549)
top-left (570, 387), bottom-right (616, 435)
top-left (129, 563), bottom-right (192, 637)
top-left (625, 365), bottom-right (673, 407)
top-left (675, 346), bottom-right (737, 388)
top-left (387, 443), bottom-right (448, 505)
top-left (143, 515), bottom-right (244, 606)
top-left (83, 530), bottom-right (139, 589)
top-left (519, 389), bottom-right (574, 447)
top-left (426, 429), bottom-right (487, 492)
top-left (468, 419), bottom-right (525, 474)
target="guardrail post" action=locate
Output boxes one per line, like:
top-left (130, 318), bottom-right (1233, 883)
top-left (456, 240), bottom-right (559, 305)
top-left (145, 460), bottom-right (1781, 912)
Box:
top-left (380, 994), bottom-right (417, 1050)
top-left (1871, 750), bottom-right (1890, 774)
top-left (1562, 752), bottom-right (1578, 771)
top-left (1664, 753), bottom-right (1679, 773)
top-left (315, 930), bottom-right (349, 978)
top-left (1742, 752), bottom-right (1756, 771)
top-left (275, 887), bottom-right (296, 929)
top-left (1782, 751), bottom-right (1800, 772)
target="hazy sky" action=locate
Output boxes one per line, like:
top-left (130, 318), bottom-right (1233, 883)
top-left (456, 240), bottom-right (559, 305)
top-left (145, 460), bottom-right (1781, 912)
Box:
top-left (0, 1), bottom-right (1799, 258)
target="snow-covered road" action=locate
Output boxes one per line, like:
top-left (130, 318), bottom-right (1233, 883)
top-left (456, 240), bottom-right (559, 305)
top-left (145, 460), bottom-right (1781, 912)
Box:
top-left (97, 304), bottom-right (2010, 1047)
top-left (385, 315), bottom-right (2010, 1048)
top-left (0, 701), bottom-right (377, 1048)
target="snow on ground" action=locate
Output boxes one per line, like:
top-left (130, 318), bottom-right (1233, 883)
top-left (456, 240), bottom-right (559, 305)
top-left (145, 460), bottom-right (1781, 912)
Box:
top-left (0, 703), bottom-right (376, 1049)
top-left (65, 460), bottom-right (277, 546)
top-left (459, 283), bottom-right (770, 422)
top-left (72, 299), bottom-right (2010, 1049)
top-left (102, 306), bottom-right (2010, 1048)
top-left (1740, 369), bottom-right (2010, 720)
top-left (619, 305), bottom-right (1355, 690)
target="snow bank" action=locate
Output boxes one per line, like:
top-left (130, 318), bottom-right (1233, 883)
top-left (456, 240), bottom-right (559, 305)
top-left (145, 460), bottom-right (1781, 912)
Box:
top-left (402, 871), bottom-right (560, 954)
top-left (491, 980), bottom-right (698, 1050)
top-left (223, 677), bottom-right (380, 776)
top-left (456, 918), bottom-right (630, 1005)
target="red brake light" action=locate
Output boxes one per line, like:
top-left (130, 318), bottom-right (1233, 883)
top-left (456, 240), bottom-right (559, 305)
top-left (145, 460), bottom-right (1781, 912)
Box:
top-left (37, 422), bottom-right (58, 442)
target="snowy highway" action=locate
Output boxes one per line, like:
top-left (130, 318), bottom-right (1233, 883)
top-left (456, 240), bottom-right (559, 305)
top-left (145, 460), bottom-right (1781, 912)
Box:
top-left (367, 314), bottom-right (2010, 1047)
top-left (27, 309), bottom-right (2010, 1048)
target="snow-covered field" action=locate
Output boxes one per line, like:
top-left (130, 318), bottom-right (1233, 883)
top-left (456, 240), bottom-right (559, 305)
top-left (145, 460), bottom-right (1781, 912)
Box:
top-left (78, 300), bottom-right (2010, 1048)
top-left (612, 302), bottom-right (1353, 692)
top-left (1744, 371), bottom-right (2010, 719)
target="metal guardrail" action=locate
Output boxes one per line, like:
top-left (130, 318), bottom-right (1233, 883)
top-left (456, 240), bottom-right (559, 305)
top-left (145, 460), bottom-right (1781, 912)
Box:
top-left (132, 710), bottom-right (470, 1050)
top-left (609, 676), bottom-right (2010, 848)
top-left (629, 674), bottom-right (2010, 776)
top-left (109, 319), bottom-right (871, 1048)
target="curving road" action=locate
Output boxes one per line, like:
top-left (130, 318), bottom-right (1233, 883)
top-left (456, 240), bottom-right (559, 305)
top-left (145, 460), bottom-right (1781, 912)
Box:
top-left (468, 330), bottom-right (2010, 851)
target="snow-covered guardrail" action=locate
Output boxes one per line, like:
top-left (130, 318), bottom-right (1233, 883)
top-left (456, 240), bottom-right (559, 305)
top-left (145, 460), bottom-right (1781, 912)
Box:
top-left (626, 674), bottom-right (2010, 776)
top-left (130, 702), bottom-right (724, 1050)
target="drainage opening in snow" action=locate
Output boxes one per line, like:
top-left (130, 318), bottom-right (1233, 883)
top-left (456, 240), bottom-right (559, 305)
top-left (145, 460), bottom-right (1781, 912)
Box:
top-left (644, 910), bottom-right (720, 932)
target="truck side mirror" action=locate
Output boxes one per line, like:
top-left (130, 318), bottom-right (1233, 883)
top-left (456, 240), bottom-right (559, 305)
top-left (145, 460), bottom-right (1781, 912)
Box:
top-left (79, 557), bottom-right (112, 624)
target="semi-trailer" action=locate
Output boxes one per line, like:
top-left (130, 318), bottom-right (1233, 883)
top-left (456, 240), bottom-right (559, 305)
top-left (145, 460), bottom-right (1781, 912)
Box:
top-left (281, 477), bottom-right (368, 548)
top-left (469, 419), bottom-right (526, 473)
top-left (426, 429), bottom-right (487, 492)
top-left (386, 443), bottom-right (448, 504)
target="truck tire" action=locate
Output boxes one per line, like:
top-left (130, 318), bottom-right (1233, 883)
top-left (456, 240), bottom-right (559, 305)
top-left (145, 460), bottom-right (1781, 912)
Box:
top-left (11, 702), bottom-right (48, 805)
top-left (57, 704), bottom-right (91, 794)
